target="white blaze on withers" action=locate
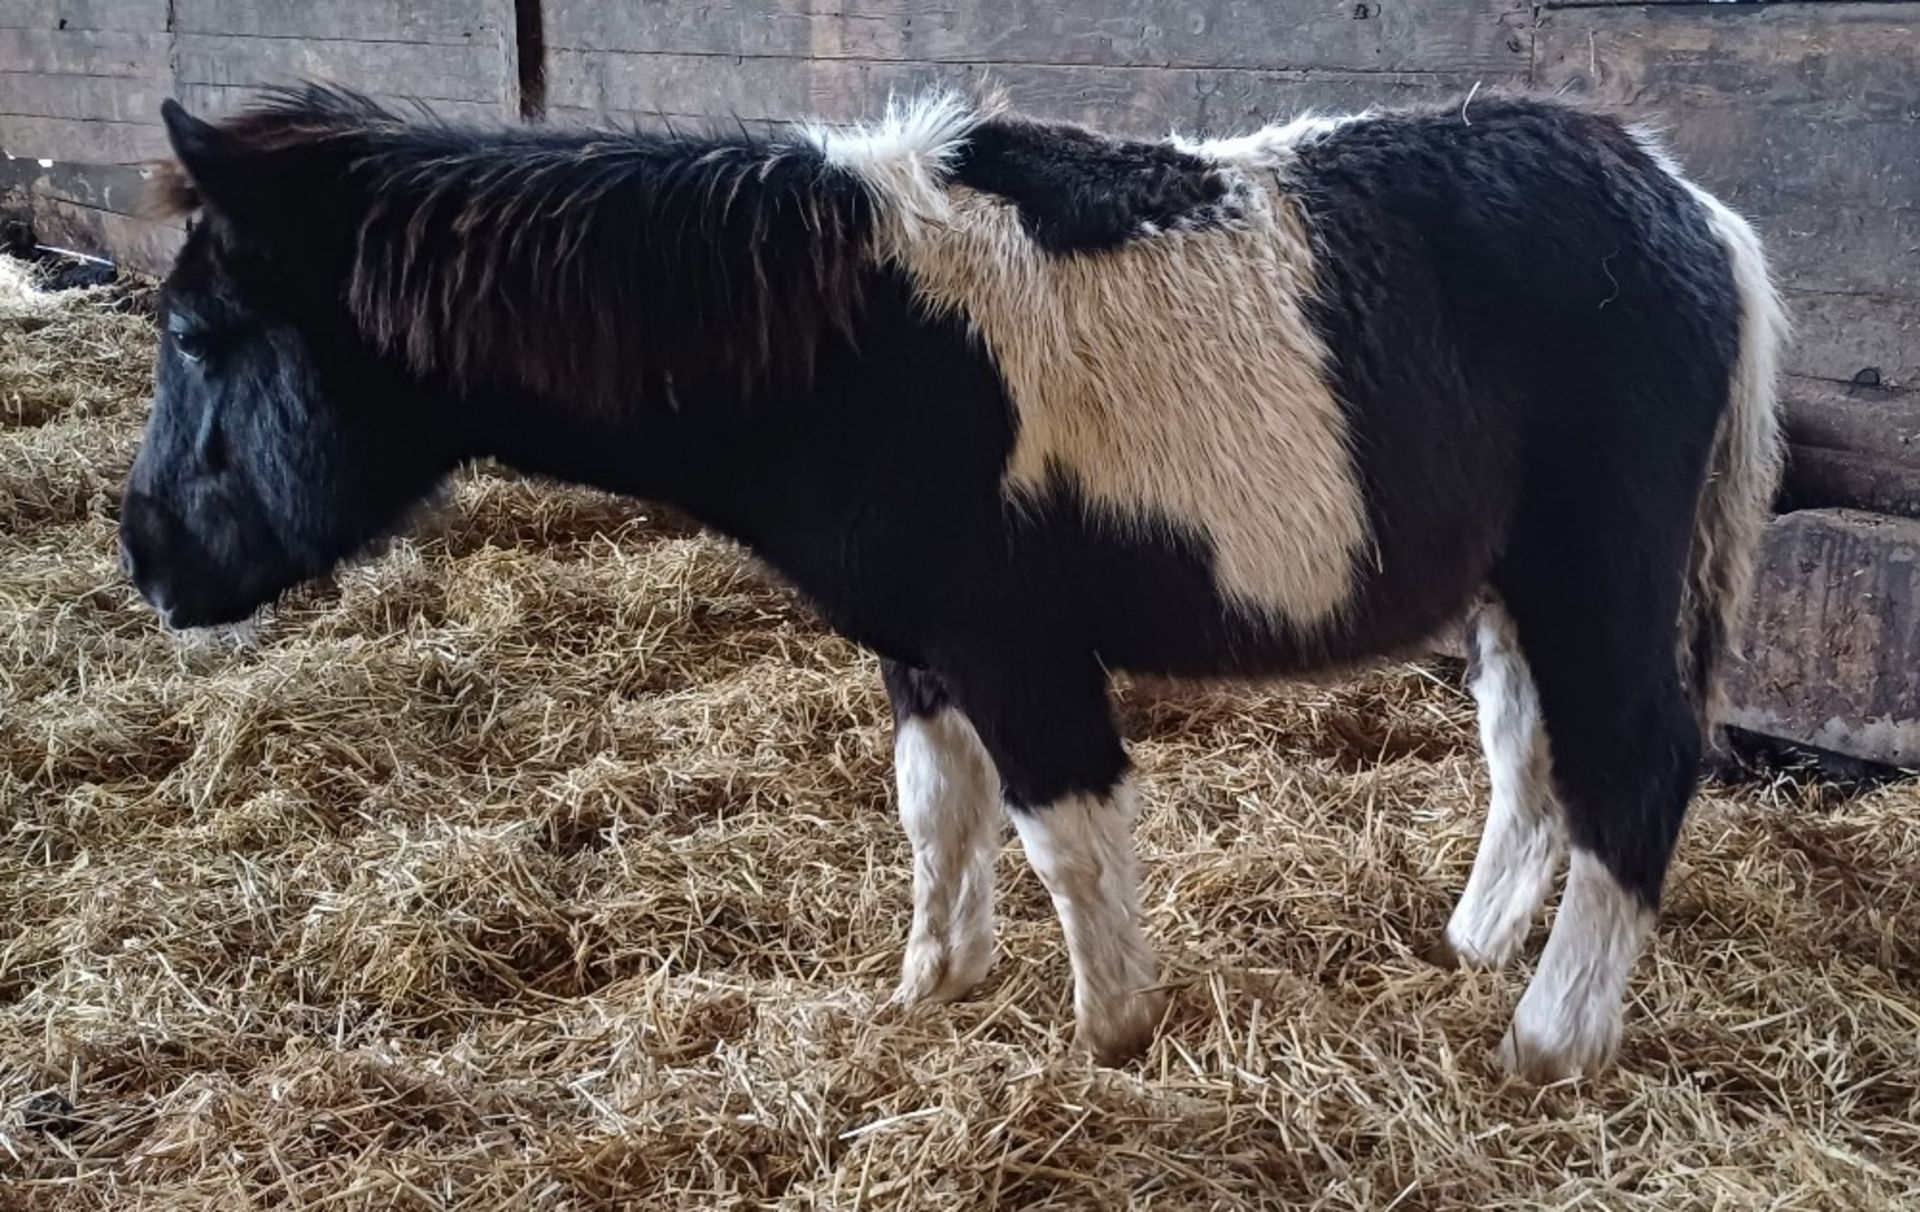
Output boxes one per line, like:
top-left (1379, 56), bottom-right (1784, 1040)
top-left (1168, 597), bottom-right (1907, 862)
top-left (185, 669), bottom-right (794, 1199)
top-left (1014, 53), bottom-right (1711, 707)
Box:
top-left (810, 94), bottom-right (1373, 632)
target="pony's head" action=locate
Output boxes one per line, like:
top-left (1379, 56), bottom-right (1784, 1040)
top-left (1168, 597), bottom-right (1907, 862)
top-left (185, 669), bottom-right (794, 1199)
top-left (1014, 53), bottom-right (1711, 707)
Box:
top-left (120, 93), bottom-right (463, 628)
top-left (122, 84), bottom-right (884, 627)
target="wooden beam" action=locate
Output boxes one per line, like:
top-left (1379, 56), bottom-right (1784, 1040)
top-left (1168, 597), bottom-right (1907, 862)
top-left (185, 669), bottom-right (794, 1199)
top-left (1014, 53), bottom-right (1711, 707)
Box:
top-left (542, 0), bottom-right (1533, 75)
top-left (546, 50), bottom-right (1522, 138)
top-left (1782, 379), bottom-right (1920, 518)
top-left (1723, 508), bottom-right (1920, 768)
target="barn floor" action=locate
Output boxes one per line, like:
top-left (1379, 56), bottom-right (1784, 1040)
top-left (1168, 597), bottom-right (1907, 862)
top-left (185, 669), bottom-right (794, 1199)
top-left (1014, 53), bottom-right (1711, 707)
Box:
top-left (2, 264), bottom-right (1917, 1210)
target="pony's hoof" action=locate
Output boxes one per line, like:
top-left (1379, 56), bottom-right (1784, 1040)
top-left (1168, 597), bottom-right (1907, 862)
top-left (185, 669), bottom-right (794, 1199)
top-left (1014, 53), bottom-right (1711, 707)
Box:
top-left (891, 935), bottom-right (993, 1006)
top-left (1076, 988), bottom-right (1168, 1066)
top-left (1498, 1006), bottom-right (1620, 1083)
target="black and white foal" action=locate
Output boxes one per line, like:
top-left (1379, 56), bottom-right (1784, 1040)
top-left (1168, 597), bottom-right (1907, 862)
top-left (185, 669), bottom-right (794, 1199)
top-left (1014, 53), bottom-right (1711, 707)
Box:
top-left (123, 85), bottom-right (1785, 1081)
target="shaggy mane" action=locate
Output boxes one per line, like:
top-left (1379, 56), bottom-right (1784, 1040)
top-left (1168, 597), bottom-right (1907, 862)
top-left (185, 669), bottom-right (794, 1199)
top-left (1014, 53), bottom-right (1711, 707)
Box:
top-left (159, 85), bottom-right (886, 411)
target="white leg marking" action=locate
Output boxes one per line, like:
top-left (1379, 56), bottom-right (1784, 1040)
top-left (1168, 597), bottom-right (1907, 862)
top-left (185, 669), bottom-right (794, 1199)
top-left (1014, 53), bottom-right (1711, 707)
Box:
top-left (1010, 782), bottom-right (1164, 1064)
top-left (892, 709), bottom-right (1002, 1006)
top-left (1444, 602), bottom-right (1564, 969)
top-left (1502, 849), bottom-right (1656, 1082)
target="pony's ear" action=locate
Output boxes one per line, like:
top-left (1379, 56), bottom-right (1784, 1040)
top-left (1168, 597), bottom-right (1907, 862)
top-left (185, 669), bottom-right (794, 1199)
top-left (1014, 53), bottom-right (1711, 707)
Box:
top-left (159, 98), bottom-right (280, 227)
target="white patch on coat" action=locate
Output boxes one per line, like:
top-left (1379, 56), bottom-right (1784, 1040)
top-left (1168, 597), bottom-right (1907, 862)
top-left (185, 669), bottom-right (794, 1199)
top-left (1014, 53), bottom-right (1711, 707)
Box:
top-left (1168, 110), bottom-right (1362, 168)
top-left (892, 709), bottom-right (1003, 1005)
top-left (1010, 782), bottom-right (1164, 1064)
top-left (1630, 126), bottom-right (1788, 714)
top-left (802, 91), bottom-right (992, 238)
top-left (1502, 849), bottom-right (1656, 1082)
top-left (825, 94), bottom-right (1371, 629)
top-left (1445, 599), bottom-right (1564, 968)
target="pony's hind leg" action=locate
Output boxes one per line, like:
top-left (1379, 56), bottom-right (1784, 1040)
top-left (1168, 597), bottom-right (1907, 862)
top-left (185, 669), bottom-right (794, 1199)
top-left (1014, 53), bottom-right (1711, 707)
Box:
top-left (1492, 531), bottom-right (1703, 1081)
top-left (1439, 596), bottom-right (1565, 970)
top-left (883, 660), bottom-right (1003, 1005)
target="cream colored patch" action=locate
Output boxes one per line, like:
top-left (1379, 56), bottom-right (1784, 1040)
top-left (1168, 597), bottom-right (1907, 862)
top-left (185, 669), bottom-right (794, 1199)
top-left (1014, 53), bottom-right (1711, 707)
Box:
top-left (891, 709), bottom-right (1003, 1005)
top-left (1168, 111), bottom-right (1363, 169)
top-left (1502, 849), bottom-right (1656, 1082)
top-left (1010, 782), bottom-right (1165, 1065)
top-left (1445, 599), bottom-right (1564, 969)
top-left (835, 98), bottom-right (1371, 630)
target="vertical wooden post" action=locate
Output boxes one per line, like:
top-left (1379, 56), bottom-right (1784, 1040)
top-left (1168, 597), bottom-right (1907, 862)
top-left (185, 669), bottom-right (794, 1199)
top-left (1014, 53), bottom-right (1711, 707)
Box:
top-left (511, 0), bottom-right (547, 121)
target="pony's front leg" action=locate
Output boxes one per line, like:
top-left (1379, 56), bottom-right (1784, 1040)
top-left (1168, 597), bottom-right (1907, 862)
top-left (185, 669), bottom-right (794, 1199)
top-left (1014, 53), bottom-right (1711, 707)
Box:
top-left (883, 660), bottom-right (1003, 1005)
top-left (951, 655), bottom-right (1165, 1065)
top-left (1010, 780), bottom-right (1162, 1064)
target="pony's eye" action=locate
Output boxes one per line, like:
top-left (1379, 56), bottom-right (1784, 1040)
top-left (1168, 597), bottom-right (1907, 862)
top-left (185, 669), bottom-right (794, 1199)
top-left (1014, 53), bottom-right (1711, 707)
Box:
top-left (167, 314), bottom-right (210, 364)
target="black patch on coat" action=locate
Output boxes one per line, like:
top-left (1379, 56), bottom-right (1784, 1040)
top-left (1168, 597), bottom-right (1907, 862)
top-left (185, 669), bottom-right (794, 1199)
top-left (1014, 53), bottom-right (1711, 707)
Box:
top-left (1287, 96), bottom-right (1742, 904)
top-left (951, 117), bottom-right (1233, 253)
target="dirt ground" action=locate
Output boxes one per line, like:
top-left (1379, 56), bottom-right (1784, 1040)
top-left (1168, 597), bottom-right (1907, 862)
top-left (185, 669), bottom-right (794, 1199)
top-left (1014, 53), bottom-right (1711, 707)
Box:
top-left (2, 261), bottom-right (1917, 1209)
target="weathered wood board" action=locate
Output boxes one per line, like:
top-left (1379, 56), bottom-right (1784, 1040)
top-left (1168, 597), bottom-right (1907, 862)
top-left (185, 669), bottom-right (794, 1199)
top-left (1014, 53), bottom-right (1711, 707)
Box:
top-left (1533, 2), bottom-right (1920, 390)
top-left (543, 0), bottom-right (1532, 73)
top-left (543, 0), bottom-right (1531, 133)
top-left (169, 0), bottom-right (519, 121)
top-left (1783, 380), bottom-right (1920, 519)
top-left (0, 1), bottom-right (171, 164)
top-left (1, 0), bottom-right (522, 271)
top-left (1725, 509), bottom-right (1920, 769)
top-left (0, 155), bottom-right (174, 268)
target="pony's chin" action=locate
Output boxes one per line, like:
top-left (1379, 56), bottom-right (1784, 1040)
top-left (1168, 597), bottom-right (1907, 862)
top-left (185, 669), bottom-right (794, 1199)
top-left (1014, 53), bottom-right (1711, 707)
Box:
top-left (158, 602), bottom-right (270, 649)
top-left (142, 581), bottom-right (278, 641)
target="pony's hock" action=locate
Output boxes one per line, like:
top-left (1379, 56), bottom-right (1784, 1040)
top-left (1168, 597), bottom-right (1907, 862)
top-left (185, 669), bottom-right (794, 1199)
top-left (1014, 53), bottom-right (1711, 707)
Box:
top-left (1431, 386), bottom-right (1920, 772)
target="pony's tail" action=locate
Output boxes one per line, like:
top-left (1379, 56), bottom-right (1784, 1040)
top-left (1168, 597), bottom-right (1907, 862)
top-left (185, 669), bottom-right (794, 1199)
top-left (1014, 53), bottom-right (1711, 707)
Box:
top-left (1679, 186), bottom-right (1790, 730)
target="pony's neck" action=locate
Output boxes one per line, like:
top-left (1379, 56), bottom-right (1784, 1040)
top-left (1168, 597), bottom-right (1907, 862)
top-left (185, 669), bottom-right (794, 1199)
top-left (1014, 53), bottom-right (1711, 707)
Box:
top-left (466, 381), bottom-right (700, 503)
top-left (343, 121), bottom-right (878, 426)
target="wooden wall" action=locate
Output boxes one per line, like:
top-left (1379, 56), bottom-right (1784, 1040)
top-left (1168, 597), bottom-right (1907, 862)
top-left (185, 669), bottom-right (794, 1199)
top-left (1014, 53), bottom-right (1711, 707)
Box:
top-left (2, 0), bottom-right (1917, 762)
top-left (5, 1), bottom-right (1911, 392)
top-left (0, 0), bottom-right (522, 267)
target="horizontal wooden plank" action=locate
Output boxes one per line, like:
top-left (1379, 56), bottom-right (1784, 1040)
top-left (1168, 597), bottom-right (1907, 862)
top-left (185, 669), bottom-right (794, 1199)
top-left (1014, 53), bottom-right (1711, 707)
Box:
top-left (0, 70), bottom-right (167, 125)
top-left (1785, 379), bottom-right (1920, 462)
top-left (0, 176), bottom-right (179, 271)
top-left (547, 50), bottom-right (1514, 138)
top-left (172, 0), bottom-right (508, 47)
top-left (1782, 377), bottom-right (1920, 517)
top-left (173, 83), bottom-right (502, 127)
top-left (1648, 112), bottom-right (1916, 235)
top-left (1783, 288), bottom-right (1920, 391)
top-left (1753, 203), bottom-right (1918, 306)
top-left (544, 0), bottom-right (1533, 75)
top-left (1723, 508), bottom-right (1920, 768)
top-left (0, 112), bottom-right (164, 162)
top-left (1534, 3), bottom-right (1920, 387)
top-left (0, 28), bottom-right (168, 77)
top-left (174, 33), bottom-right (512, 109)
top-left (0, 152), bottom-right (152, 211)
top-left (1784, 447), bottom-right (1920, 520)
top-left (0, 0), bottom-right (166, 34)
top-left (1535, 2), bottom-right (1919, 118)
top-left (1534, 6), bottom-right (1919, 211)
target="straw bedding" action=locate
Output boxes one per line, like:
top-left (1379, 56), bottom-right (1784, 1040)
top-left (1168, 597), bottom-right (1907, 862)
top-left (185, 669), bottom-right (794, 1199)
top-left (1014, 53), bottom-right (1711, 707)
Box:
top-left (2, 259), bottom-right (1916, 1209)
